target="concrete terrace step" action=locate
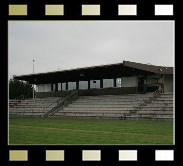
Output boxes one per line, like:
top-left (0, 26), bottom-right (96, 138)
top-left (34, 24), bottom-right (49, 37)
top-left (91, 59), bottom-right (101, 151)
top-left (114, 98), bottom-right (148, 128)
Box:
top-left (73, 100), bottom-right (148, 103)
top-left (52, 114), bottom-right (173, 120)
top-left (63, 107), bottom-right (136, 111)
top-left (64, 106), bottom-right (173, 111)
top-left (9, 93), bottom-right (174, 121)
top-left (10, 104), bottom-right (56, 108)
top-left (78, 96), bottom-right (153, 100)
top-left (77, 97), bottom-right (151, 101)
top-left (51, 93), bottom-right (173, 121)
top-left (67, 104), bottom-right (139, 108)
top-left (156, 95), bottom-right (173, 97)
top-left (56, 114), bottom-right (173, 118)
top-left (154, 98), bottom-right (173, 101)
top-left (20, 101), bottom-right (58, 104)
top-left (9, 113), bottom-right (43, 117)
top-left (63, 108), bottom-right (173, 113)
top-left (125, 115), bottom-right (173, 119)
top-left (9, 97), bottom-right (62, 117)
top-left (9, 111), bottom-right (46, 114)
top-left (72, 101), bottom-right (143, 105)
top-left (72, 101), bottom-right (145, 105)
top-left (139, 104), bottom-right (173, 107)
top-left (55, 110), bottom-right (172, 115)
top-left (11, 103), bottom-right (57, 107)
top-left (9, 108), bottom-right (51, 111)
top-left (77, 96), bottom-right (151, 100)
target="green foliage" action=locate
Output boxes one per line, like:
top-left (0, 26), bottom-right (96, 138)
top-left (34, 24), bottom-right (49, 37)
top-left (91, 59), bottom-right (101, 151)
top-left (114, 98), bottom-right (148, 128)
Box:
top-left (9, 79), bottom-right (34, 99)
top-left (9, 118), bottom-right (173, 145)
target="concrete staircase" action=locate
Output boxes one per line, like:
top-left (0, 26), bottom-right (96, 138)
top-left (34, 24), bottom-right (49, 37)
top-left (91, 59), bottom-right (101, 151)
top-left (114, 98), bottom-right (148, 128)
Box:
top-left (51, 93), bottom-right (173, 121)
top-left (133, 93), bottom-right (173, 121)
top-left (9, 97), bottom-right (61, 117)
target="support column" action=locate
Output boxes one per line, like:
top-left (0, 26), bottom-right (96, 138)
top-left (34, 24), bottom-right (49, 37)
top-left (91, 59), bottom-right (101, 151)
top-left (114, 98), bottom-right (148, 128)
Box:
top-left (66, 82), bottom-right (68, 90)
top-left (76, 81), bottom-right (79, 90)
top-left (55, 83), bottom-right (58, 91)
top-left (88, 80), bottom-right (90, 89)
top-left (144, 75), bottom-right (147, 93)
top-left (161, 74), bottom-right (164, 93)
top-left (51, 84), bottom-right (53, 91)
top-left (113, 78), bottom-right (117, 87)
top-left (100, 79), bottom-right (103, 89)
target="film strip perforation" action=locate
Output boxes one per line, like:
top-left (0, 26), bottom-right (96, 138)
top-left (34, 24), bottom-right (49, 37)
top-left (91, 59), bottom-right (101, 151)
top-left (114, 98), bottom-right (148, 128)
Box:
top-left (8, 3), bottom-right (174, 17)
top-left (8, 149), bottom-right (175, 162)
top-left (0, 0), bottom-right (178, 166)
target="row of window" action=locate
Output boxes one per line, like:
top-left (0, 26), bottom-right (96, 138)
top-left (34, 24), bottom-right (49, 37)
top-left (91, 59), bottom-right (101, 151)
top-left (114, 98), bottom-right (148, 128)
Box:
top-left (36, 79), bottom-right (123, 92)
top-left (36, 77), bottom-right (142, 92)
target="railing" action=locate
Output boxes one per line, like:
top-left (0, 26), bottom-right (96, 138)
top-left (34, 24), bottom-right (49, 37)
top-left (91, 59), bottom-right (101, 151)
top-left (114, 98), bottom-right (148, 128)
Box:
top-left (152, 86), bottom-right (163, 99)
top-left (128, 88), bottom-right (163, 120)
top-left (41, 91), bottom-right (73, 114)
top-left (41, 98), bottom-right (59, 114)
top-left (43, 90), bottom-right (79, 117)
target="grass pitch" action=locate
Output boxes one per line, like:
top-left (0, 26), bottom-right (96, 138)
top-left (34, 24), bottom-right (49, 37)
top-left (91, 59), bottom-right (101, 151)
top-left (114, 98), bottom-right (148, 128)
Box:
top-left (9, 118), bottom-right (173, 145)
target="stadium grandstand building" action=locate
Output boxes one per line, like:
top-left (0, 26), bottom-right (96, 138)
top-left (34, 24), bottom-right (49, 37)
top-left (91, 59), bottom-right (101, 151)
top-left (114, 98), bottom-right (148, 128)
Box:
top-left (14, 60), bottom-right (173, 97)
top-left (10, 61), bottom-right (174, 120)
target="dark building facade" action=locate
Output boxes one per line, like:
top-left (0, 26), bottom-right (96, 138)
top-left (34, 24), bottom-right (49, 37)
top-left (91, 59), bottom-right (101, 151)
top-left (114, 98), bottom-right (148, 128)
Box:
top-left (14, 61), bottom-right (173, 98)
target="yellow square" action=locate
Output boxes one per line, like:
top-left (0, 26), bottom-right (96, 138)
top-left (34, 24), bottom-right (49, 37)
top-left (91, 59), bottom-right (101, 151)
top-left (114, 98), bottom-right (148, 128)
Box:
top-left (9, 5), bottom-right (27, 16)
top-left (9, 150), bottom-right (28, 161)
top-left (45, 5), bottom-right (64, 15)
top-left (82, 5), bottom-right (100, 16)
top-left (46, 150), bottom-right (64, 161)
top-left (82, 150), bottom-right (101, 161)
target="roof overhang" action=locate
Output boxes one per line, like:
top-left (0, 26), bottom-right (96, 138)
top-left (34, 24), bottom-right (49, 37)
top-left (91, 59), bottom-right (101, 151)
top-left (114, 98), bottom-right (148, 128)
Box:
top-left (14, 61), bottom-right (173, 84)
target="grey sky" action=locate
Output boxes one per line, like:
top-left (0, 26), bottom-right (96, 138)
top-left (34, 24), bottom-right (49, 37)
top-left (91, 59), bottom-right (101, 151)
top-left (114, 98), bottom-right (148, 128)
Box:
top-left (8, 21), bottom-right (174, 79)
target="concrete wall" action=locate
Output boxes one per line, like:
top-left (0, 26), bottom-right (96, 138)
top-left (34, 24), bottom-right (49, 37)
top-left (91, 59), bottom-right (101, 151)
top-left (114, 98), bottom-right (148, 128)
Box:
top-left (36, 90), bottom-right (70, 98)
top-left (121, 76), bottom-right (137, 87)
top-left (79, 87), bottom-right (137, 96)
top-left (164, 75), bottom-right (173, 92)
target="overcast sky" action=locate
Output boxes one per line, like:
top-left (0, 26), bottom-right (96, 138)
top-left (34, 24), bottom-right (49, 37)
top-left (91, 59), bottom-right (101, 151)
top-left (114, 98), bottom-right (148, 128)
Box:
top-left (8, 21), bottom-right (174, 79)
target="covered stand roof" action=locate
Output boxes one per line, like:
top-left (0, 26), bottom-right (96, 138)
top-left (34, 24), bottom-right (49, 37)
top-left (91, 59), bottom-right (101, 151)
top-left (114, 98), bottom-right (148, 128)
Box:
top-left (14, 61), bottom-right (173, 84)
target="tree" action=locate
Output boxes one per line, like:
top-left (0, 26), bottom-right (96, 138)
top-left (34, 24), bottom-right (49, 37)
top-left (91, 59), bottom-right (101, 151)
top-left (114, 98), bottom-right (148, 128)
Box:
top-left (9, 78), bottom-right (34, 99)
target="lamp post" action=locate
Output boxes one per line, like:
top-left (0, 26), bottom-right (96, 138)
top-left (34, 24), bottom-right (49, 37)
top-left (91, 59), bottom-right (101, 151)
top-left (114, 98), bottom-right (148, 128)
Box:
top-left (33, 60), bottom-right (35, 99)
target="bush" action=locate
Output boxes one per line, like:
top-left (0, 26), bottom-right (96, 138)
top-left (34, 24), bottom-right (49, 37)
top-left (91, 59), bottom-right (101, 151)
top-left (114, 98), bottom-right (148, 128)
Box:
top-left (9, 78), bottom-right (34, 99)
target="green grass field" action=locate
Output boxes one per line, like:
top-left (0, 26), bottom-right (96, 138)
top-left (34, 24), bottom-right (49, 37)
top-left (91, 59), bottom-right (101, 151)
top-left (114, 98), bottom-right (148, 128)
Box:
top-left (9, 118), bottom-right (173, 145)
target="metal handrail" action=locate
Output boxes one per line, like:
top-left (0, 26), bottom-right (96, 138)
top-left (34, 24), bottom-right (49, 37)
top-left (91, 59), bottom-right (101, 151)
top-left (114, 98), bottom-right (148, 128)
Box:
top-left (152, 87), bottom-right (162, 94)
top-left (41, 91), bottom-right (74, 112)
top-left (41, 97), bottom-right (61, 113)
top-left (152, 86), bottom-right (163, 99)
top-left (43, 90), bottom-right (78, 117)
top-left (130, 88), bottom-right (162, 120)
